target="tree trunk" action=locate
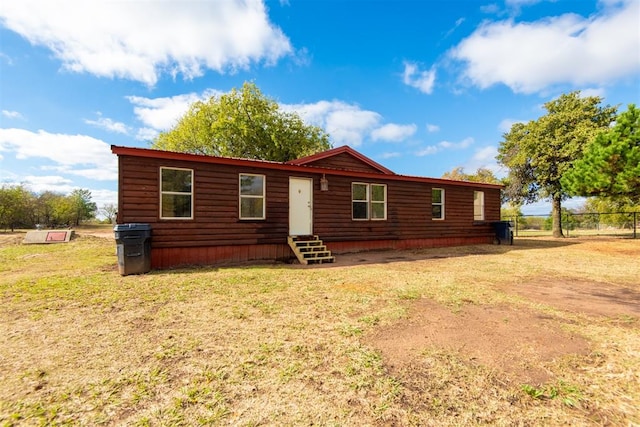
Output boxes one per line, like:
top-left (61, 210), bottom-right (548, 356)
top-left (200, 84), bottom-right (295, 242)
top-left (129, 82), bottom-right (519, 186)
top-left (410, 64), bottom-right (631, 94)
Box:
top-left (551, 194), bottom-right (564, 238)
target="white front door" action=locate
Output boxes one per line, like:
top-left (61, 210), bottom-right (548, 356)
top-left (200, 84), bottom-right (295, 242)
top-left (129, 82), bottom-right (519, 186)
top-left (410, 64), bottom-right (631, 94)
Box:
top-left (289, 177), bottom-right (313, 236)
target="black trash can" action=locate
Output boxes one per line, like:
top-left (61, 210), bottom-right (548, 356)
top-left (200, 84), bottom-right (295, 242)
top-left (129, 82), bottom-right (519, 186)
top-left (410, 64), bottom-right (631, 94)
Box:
top-left (492, 221), bottom-right (513, 245)
top-left (114, 223), bottom-right (152, 275)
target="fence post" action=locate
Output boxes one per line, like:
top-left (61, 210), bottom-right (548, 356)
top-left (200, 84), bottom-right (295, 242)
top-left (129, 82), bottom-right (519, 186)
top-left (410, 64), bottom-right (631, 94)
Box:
top-left (634, 212), bottom-right (637, 239)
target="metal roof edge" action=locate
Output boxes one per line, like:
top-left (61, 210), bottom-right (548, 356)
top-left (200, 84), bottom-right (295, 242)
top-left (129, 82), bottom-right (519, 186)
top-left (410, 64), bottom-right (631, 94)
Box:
top-left (111, 145), bottom-right (503, 189)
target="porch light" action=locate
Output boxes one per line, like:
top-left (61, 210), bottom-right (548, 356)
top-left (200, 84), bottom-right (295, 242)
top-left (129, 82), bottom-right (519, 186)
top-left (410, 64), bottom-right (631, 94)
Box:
top-left (320, 174), bottom-right (329, 191)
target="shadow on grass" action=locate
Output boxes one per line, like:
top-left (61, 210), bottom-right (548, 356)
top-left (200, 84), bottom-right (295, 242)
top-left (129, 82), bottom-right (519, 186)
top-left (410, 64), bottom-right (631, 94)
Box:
top-left (312, 237), bottom-right (582, 268)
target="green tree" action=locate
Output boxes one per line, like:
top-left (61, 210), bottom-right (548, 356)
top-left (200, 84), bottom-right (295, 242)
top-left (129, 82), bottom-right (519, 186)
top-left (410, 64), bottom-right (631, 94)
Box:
top-left (580, 197), bottom-right (639, 229)
top-left (35, 191), bottom-right (62, 227)
top-left (153, 82), bottom-right (331, 162)
top-left (562, 104), bottom-right (640, 203)
top-left (0, 185), bottom-right (33, 231)
top-left (68, 189), bottom-right (97, 226)
top-left (497, 91), bottom-right (616, 237)
top-left (442, 166), bottom-right (501, 184)
top-left (51, 196), bottom-right (75, 227)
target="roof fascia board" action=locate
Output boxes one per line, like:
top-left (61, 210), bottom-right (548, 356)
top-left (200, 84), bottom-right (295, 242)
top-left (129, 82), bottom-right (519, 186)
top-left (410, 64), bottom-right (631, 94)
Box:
top-left (111, 145), bottom-right (503, 189)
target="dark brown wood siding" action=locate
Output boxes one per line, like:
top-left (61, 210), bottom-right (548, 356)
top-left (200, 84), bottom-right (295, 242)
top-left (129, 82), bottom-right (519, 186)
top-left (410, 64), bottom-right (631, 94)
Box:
top-left (118, 155), bottom-right (300, 248)
top-left (313, 174), bottom-right (500, 242)
top-left (117, 154), bottom-right (501, 267)
top-left (301, 152), bottom-right (387, 173)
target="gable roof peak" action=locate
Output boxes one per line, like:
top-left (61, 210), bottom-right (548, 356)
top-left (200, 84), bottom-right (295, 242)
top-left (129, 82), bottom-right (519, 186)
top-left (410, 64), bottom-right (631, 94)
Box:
top-left (287, 145), bottom-right (395, 175)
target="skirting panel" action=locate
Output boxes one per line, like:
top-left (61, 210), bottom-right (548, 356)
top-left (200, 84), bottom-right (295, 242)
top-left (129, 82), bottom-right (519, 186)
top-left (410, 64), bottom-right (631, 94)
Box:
top-left (149, 235), bottom-right (494, 269)
top-left (326, 236), bottom-right (494, 254)
top-left (151, 244), bottom-right (293, 269)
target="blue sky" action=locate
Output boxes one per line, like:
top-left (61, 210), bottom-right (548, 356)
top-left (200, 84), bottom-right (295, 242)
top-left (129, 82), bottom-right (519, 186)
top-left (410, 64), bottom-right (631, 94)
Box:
top-left (1, 0), bottom-right (638, 216)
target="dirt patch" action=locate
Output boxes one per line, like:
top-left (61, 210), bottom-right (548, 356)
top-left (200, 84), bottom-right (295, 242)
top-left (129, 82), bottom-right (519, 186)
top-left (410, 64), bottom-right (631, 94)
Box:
top-left (367, 299), bottom-right (590, 385)
top-left (0, 233), bottom-right (24, 247)
top-left (78, 230), bottom-right (114, 240)
top-left (501, 278), bottom-right (640, 318)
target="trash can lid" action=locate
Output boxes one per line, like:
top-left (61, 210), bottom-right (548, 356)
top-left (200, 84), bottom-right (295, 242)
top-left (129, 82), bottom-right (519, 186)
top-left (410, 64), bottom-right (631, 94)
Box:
top-left (114, 223), bottom-right (152, 231)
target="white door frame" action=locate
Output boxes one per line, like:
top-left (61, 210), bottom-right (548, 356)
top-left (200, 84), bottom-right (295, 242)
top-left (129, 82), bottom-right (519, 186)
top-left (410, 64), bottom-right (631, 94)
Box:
top-left (289, 177), bottom-right (313, 236)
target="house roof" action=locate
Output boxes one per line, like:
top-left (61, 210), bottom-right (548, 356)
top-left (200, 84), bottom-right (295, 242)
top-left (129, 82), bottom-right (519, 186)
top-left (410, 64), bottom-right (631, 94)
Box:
top-left (111, 145), bottom-right (503, 190)
top-left (286, 145), bottom-right (395, 175)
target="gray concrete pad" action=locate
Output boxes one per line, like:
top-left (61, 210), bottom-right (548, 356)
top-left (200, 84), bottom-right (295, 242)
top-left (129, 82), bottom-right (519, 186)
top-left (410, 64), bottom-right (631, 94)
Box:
top-left (23, 230), bottom-right (74, 244)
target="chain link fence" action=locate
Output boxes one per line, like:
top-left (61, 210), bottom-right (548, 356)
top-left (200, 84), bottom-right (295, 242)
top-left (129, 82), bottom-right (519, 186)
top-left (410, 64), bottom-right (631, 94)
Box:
top-left (502, 211), bottom-right (639, 238)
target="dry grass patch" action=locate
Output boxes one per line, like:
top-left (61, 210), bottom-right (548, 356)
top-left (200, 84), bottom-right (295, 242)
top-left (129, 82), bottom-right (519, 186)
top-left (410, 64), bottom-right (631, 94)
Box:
top-left (0, 235), bottom-right (638, 425)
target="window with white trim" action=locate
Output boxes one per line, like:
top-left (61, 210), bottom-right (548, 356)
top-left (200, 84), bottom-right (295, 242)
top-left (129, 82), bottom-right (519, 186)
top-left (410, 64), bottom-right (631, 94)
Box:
top-left (239, 174), bottom-right (265, 220)
top-left (432, 188), bottom-right (444, 220)
top-left (473, 191), bottom-right (485, 221)
top-left (352, 183), bottom-right (387, 220)
top-left (160, 167), bottom-right (193, 219)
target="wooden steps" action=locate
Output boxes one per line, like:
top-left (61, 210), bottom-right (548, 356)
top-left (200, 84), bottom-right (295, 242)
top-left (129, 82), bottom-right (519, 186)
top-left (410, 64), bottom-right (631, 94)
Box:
top-left (287, 235), bottom-right (335, 265)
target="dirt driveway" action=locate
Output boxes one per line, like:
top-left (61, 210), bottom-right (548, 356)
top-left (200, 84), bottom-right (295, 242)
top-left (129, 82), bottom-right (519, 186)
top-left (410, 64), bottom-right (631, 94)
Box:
top-left (359, 238), bottom-right (640, 386)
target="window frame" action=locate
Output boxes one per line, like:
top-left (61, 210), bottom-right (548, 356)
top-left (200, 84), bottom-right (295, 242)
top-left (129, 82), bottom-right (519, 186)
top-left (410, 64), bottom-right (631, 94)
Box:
top-left (473, 190), bottom-right (485, 221)
top-left (352, 182), bottom-right (370, 220)
top-left (432, 188), bottom-right (445, 220)
top-left (352, 182), bottom-right (387, 221)
top-left (159, 166), bottom-right (194, 220)
top-left (370, 183), bottom-right (387, 220)
top-left (239, 173), bottom-right (266, 220)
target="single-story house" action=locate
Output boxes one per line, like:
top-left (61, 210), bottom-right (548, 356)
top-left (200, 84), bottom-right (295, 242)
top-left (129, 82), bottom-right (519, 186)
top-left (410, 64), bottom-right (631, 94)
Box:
top-left (111, 145), bottom-right (502, 268)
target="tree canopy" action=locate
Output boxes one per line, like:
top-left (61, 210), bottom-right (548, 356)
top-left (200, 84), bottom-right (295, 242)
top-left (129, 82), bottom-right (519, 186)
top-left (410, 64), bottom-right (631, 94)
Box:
top-left (441, 166), bottom-right (501, 184)
top-left (497, 91), bottom-right (617, 237)
top-left (153, 82), bottom-right (331, 162)
top-left (0, 185), bottom-right (98, 231)
top-left (562, 104), bottom-right (640, 203)
top-left (0, 184), bottom-right (32, 232)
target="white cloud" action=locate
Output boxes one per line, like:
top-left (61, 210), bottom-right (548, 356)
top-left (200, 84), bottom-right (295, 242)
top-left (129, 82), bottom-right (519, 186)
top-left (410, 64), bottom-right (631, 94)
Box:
top-left (18, 175), bottom-right (75, 194)
top-left (415, 146), bottom-right (439, 157)
top-left (0, 52), bottom-right (13, 65)
top-left (90, 189), bottom-right (118, 209)
top-left (84, 114), bottom-right (129, 134)
top-left (2, 110), bottom-right (24, 120)
top-left (415, 137), bottom-right (475, 157)
top-left (481, 4), bottom-right (502, 15)
top-left (464, 145), bottom-right (500, 172)
top-left (132, 91), bottom-right (414, 148)
top-left (0, 128), bottom-right (117, 181)
top-left (127, 90), bottom-right (220, 131)
top-left (285, 100), bottom-right (381, 147)
top-left (136, 128), bottom-right (160, 143)
top-left (579, 87), bottom-right (606, 99)
top-left (402, 61), bottom-right (436, 94)
top-left (325, 109), bottom-right (380, 147)
top-left (371, 123), bottom-right (417, 142)
top-left (293, 102), bottom-right (418, 147)
top-left (426, 123), bottom-right (440, 133)
top-left (451, 0), bottom-right (640, 93)
top-left (42, 165), bottom-right (117, 181)
top-left (498, 118), bottom-right (524, 134)
top-left (505, 0), bottom-right (544, 9)
top-left (438, 137), bottom-right (474, 150)
top-left (380, 152), bottom-right (401, 159)
top-left (0, 0), bottom-right (292, 86)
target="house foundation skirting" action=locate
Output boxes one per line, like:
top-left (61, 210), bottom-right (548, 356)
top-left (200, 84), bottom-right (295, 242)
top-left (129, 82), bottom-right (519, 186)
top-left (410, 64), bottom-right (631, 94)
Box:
top-left (151, 244), bottom-right (293, 269)
top-left (327, 236), bottom-right (493, 254)
top-left (150, 235), bottom-right (493, 269)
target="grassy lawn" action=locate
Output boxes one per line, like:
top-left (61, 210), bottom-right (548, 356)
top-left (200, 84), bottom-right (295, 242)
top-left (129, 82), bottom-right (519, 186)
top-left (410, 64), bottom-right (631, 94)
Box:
top-left (0, 232), bottom-right (638, 426)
